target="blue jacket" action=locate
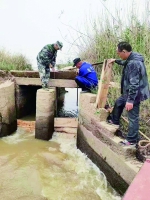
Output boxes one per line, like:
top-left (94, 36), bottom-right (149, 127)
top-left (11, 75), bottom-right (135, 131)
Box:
top-left (115, 52), bottom-right (150, 103)
top-left (78, 62), bottom-right (98, 85)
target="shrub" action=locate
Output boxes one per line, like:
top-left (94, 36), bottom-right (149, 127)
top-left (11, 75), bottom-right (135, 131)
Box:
top-left (0, 49), bottom-right (33, 71)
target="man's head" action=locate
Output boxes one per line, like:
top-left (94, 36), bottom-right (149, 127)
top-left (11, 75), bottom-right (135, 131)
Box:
top-left (116, 41), bottom-right (132, 60)
top-left (73, 58), bottom-right (82, 68)
top-left (54, 41), bottom-right (63, 50)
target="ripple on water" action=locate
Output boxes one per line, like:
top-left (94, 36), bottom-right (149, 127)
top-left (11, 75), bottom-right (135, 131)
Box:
top-left (0, 128), bottom-right (121, 200)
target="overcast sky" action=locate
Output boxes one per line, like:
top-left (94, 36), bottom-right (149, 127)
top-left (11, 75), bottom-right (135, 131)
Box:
top-left (0, 0), bottom-right (147, 69)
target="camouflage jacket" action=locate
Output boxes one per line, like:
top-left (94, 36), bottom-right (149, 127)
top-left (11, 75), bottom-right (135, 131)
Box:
top-left (37, 44), bottom-right (57, 67)
top-left (115, 52), bottom-right (150, 104)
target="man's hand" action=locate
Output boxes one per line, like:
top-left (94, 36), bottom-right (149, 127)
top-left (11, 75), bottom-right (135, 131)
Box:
top-left (51, 67), bottom-right (58, 72)
top-left (76, 69), bottom-right (79, 75)
top-left (125, 102), bottom-right (133, 111)
top-left (108, 58), bottom-right (116, 64)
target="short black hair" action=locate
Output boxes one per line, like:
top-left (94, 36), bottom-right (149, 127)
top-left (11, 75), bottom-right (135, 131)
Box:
top-left (73, 58), bottom-right (81, 67)
top-left (117, 41), bottom-right (132, 52)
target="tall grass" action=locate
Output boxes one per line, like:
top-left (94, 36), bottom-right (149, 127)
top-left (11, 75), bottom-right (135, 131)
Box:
top-left (77, 0), bottom-right (150, 136)
top-left (78, 1), bottom-right (150, 78)
top-left (0, 50), bottom-right (32, 71)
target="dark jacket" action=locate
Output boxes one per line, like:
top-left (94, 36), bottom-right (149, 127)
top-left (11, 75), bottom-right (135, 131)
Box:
top-left (37, 44), bottom-right (57, 68)
top-left (115, 52), bottom-right (150, 104)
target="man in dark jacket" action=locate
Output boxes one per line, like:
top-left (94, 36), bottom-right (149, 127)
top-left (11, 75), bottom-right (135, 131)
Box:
top-left (73, 58), bottom-right (98, 92)
top-left (107, 41), bottom-right (150, 145)
top-left (37, 41), bottom-right (63, 89)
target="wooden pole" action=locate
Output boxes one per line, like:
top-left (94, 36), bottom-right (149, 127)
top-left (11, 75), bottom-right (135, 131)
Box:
top-left (121, 116), bottom-right (150, 141)
top-left (107, 99), bottom-right (150, 141)
top-left (95, 59), bottom-right (113, 108)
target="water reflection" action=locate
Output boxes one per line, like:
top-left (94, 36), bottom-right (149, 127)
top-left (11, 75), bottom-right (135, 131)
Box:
top-left (57, 88), bottom-right (81, 118)
top-left (0, 128), bottom-right (121, 200)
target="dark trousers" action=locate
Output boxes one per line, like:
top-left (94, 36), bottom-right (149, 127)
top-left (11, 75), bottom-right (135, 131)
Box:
top-left (75, 76), bottom-right (97, 91)
top-left (109, 95), bottom-right (140, 143)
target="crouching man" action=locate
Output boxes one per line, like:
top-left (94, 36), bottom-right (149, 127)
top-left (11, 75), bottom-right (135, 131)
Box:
top-left (73, 58), bottom-right (98, 92)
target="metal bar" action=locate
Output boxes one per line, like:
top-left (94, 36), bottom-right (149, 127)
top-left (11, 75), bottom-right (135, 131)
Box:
top-left (77, 85), bottom-right (78, 106)
top-left (91, 61), bottom-right (104, 66)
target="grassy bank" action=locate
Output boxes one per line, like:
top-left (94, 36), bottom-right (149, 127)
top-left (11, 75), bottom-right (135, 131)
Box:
top-left (0, 50), bottom-right (32, 71)
top-left (78, 1), bottom-right (150, 137)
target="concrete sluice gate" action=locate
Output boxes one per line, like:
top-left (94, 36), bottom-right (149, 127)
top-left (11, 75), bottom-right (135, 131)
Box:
top-left (0, 80), bottom-right (122, 200)
top-left (0, 70), bottom-right (144, 198)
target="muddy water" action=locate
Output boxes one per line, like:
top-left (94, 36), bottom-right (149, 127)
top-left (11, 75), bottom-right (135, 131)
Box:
top-left (0, 127), bottom-right (121, 200)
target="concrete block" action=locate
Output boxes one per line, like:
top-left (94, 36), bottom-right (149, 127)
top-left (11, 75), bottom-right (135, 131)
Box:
top-left (35, 88), bottom-right (55, 140)
top-left (79, 93), bottom-right (96, 106)
top-left (0, 81), bottom-right (17, 136)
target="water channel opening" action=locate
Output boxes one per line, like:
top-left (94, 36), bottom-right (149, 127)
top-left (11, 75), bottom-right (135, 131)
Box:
top-left (56, 87), bottom-right (81, 118)
top-left (16, 85), bottom-right (41, 120)
top-left (17, 86), bottom-right (80, 120)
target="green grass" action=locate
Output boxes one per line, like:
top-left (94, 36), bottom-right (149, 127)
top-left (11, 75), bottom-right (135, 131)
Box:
top-left (0, 50), bottom-right (33, 71)
top-left (77, 1), bottom-right (150, 136)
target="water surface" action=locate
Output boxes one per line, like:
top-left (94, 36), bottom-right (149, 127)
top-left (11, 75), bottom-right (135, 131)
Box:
top-left (0, 128), bottom-right (121, 200)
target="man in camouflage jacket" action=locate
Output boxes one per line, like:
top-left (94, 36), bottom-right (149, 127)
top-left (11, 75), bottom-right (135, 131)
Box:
top-left (107, 41), bottom-right (150, 145)
top-left (37, 41), bottom-right (63, 89)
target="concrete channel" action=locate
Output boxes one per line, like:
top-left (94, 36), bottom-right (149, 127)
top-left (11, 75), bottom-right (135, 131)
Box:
top-left (0, 70), bottom-right (143, 196)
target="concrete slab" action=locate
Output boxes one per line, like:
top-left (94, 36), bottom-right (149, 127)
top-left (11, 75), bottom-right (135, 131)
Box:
top-left (54, 118), bottom-right (78, 128)
top-left (15, 77), bottom-right (77, 88)
top-left (10, 70), bottom-right (76, 79)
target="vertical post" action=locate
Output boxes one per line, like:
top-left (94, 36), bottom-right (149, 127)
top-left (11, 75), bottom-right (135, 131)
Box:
top-left (95, 59), bottom-right (112, 108)
top-left (0, 81), bottom-right (17, 137)
top-left (77, 86), bottom-right (78, 106)
top-left (35, 88), bottom-right (55, 140)
top-left (55, 87), bottom-right (58, 117)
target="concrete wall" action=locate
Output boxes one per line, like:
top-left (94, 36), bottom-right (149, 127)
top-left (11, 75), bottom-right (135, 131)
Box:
top-left (0, 81), bottom-right (17, 137)
top-left (77, 93), bottom-right (142, 195)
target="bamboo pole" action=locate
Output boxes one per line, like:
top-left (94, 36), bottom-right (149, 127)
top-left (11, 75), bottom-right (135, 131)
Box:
top-left (106, 99), bottom-right (150, 141)
top-left (121, 116), bottom-right (150, 141)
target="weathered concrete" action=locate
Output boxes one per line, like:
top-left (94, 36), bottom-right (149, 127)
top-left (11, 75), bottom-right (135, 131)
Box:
top-left (0, 81), bottom-right (17, 137)
top-left (10, 70), bottom-right (76, 79)
top-left (16, 85), bottom-right (40, 118)
top-left (77, 125), bottom-right (129, 195)
top-left (77, 92), bottom-right (143, 195)
top-left (15, 77), bottom-right (77, 88)
top-left (35, 88), bottom-right (56, 140)
top-left (54, 118), bottom-right (78, 128)
top-left (0, 70), bottom-right (14, 84)
top-left (54, 118), bottom-right (78, 137)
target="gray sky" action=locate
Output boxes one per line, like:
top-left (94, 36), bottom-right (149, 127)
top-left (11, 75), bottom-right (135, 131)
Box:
top-left (0, 0), bottom-right (146, 69)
